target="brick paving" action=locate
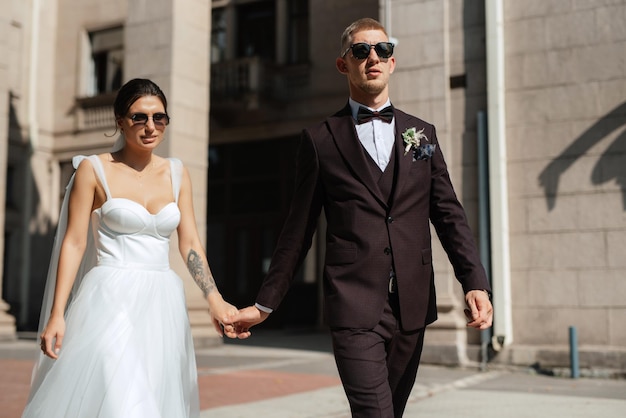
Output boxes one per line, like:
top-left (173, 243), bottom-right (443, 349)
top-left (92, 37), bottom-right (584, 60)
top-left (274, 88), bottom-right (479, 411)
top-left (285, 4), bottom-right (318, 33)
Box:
top-left (4, 336), bottom-right (626, 418)
top-left (0, 355), bottom-right (341, 418)
top-left (0, 359), bottom-right (32, 418)
top-left (198, 369), bottom-right (340, 409)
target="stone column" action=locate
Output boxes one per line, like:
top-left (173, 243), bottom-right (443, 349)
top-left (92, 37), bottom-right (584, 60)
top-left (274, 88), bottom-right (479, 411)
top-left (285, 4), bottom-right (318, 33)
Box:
top-left (0, 9), bottom-right (17, 340)
top-left (387, 0), bottom-right (474, 365)
top-left (126, 0), bottom-right (218, 346)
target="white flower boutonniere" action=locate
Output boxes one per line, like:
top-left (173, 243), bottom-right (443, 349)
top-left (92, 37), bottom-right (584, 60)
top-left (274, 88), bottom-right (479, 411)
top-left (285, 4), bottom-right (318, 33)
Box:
top-left (402, 127), bottom-right (427, 156)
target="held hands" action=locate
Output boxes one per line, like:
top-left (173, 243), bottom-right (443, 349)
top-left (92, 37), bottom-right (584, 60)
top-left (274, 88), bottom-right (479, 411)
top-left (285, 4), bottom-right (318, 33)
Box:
top-left (40, 315), bottom-right (66, 359)
top-left (207, 293), bottom-right (251, 339)
top-left (464, 290), bottom-right (493, 330)
top-left (222, 306), bottom-right (270, 336)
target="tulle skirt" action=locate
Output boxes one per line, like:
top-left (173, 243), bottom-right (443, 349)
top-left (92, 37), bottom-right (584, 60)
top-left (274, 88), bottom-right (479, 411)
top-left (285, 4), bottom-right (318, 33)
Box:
top-left (23, 265), bottom-right (200, 418)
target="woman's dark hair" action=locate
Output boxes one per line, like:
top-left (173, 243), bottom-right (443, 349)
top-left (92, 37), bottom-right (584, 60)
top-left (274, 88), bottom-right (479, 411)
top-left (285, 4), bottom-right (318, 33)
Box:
top-left (113, 78), bottom-right (168, 120)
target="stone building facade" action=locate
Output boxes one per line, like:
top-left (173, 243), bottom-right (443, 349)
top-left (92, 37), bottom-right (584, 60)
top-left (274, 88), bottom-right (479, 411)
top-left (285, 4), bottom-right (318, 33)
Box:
top-left (0, 0), bottom-right (624, 371)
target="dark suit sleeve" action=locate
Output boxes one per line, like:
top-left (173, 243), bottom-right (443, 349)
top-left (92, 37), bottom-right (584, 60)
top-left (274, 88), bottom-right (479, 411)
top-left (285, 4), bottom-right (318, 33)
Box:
top-left (427, 126), bottom-right (491, 294)
top-left (255, 129), bottom-right (324, 309)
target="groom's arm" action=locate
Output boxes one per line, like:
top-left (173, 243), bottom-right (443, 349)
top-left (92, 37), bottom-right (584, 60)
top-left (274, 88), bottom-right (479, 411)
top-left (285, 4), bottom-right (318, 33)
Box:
top-left (424, 125), bottom-right (493, 329)
top-left (256, 129), bottom-right (324, 310)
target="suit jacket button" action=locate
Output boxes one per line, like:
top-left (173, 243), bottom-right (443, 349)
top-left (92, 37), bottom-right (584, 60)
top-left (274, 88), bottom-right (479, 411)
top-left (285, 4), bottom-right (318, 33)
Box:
top-left (384, 247), bottom-right (392, 255)
top-left (387, 216), bottom-right (394, 223)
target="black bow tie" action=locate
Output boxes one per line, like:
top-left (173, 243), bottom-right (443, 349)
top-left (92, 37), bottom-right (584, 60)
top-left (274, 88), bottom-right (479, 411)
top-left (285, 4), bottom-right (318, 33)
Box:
top-left (357, 105), bottom-right (394, 124)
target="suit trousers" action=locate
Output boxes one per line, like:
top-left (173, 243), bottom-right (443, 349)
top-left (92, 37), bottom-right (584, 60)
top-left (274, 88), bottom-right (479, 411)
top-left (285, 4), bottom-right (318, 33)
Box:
top-left (330, 292), bottom-right (426, 418)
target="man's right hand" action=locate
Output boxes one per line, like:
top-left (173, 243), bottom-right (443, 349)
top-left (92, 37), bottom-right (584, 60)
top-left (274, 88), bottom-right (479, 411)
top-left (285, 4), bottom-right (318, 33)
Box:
top-left (226, 306), bottom-right (270, 335)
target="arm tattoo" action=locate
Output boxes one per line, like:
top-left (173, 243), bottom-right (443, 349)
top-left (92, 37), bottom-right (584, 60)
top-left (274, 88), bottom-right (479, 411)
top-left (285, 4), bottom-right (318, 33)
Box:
top-left (186, 249), bottom-right (216, 298)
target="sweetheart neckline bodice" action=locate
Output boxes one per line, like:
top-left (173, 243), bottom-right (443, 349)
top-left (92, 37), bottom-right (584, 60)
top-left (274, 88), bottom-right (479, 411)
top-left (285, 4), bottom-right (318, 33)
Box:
top-left (90, 195), bottom-right (181, 268)
top-left (93, 196), bottom-right (180, 238)
top-left (95, 197), bottom-right (178, 217)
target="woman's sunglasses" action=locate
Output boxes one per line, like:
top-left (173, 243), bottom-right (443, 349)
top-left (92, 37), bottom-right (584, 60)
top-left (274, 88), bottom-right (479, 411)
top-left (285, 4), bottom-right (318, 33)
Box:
top-left (128, 112), bottom-right (170, 127)
top-left (342, 42), bottom-right (395, 60)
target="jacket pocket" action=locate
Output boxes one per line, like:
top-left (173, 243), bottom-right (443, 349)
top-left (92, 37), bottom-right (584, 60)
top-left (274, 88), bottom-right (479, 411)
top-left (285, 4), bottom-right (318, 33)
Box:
top-left (325, 242), bottom-right (358, 265)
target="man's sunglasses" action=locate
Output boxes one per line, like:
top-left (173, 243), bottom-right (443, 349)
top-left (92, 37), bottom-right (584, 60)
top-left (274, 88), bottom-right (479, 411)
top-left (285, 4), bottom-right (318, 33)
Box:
top-left (128, 112), bottom-right (170, 126)
top-left (342, 42), bottom-right (395, 59)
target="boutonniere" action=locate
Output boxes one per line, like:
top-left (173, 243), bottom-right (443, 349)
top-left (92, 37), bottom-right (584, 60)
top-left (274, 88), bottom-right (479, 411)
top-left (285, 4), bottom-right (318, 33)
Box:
top-left (402, 127), bottom-right (436, 161)
top-left (402, 127), bottom-right (426, 155)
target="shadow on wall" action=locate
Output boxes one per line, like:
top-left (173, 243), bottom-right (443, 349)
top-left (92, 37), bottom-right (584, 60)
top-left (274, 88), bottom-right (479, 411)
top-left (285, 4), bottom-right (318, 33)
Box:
top-left (4, 91), bottom-right (51, 332)
top-left (539, 101), bottom-right (626, 211)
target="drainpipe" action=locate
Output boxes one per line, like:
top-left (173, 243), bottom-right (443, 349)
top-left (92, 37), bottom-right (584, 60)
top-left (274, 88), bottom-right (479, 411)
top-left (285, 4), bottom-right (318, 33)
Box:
top-left (477, 110), bottom-right (492, 370)
top-left (20, 0), bottom-right (41, 326)
top-left (383, 0), bottom-right (391, 30)
top-left (381, 0), bottom-right (398, 45)
top-left (485, 0), bottom-right (513, 346)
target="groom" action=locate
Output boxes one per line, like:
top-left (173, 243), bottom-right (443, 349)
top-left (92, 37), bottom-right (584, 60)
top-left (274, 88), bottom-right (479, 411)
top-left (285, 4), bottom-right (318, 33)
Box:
top-left (229, 17), bottom-right (493, 417)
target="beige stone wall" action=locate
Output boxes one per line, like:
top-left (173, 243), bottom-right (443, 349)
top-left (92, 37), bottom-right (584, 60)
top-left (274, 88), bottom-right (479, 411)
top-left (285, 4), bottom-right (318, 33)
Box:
top-left (387, 0), bottom-right (626, 368)
top-left (504, 0), bottom-right (626, 355)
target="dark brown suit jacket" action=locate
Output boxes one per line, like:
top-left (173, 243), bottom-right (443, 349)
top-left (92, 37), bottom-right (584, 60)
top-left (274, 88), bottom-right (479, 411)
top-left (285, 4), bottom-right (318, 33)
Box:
top-left (256, 104), bottom-right (490, 331)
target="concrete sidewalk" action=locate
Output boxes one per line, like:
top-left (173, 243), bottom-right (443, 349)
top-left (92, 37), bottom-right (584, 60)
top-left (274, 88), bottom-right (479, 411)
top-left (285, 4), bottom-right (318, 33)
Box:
top-left (2, 330), bottom-right (626, 417)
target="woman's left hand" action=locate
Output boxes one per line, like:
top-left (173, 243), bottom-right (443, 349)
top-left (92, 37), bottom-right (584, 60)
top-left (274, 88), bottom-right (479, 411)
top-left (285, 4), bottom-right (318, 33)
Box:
top-left (207, 294), bottom-right (251, 339)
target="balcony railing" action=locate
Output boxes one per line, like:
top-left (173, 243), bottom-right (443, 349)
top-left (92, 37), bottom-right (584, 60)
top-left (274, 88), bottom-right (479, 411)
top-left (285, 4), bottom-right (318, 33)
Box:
top-left (72, 60), bottom-right (311, 132)
top-left (211, 57), bottom-right (264, 101)
top-left (211, 57), bottom-right (310, 105)
top-left (75, 92), bottom-right (117, 131)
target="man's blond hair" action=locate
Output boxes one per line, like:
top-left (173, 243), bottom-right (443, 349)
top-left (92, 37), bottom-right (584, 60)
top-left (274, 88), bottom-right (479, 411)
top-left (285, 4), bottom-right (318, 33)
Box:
top-left (340, 18), bottom-right (388, 55)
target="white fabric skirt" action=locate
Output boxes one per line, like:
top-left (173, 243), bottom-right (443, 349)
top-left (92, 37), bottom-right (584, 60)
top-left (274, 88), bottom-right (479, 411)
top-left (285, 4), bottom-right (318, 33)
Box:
top-left (23, 265), bottom-right (200, 418)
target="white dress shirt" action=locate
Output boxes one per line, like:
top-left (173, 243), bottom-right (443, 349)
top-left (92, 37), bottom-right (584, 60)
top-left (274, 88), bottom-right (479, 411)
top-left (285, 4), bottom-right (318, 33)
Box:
top-left (349, 97), bottom-right (396, 171)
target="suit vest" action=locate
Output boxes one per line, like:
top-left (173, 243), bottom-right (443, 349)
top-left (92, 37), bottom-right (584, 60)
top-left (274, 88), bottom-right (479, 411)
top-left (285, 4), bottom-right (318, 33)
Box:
top-left (362, 142), bottom-right (397, 277)
top-left (362, 142), bottom-right (397, 204)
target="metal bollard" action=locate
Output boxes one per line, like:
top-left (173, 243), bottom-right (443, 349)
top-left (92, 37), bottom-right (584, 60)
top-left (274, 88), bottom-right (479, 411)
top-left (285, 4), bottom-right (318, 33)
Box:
top-left (569, 326), bottom-right (580, 379)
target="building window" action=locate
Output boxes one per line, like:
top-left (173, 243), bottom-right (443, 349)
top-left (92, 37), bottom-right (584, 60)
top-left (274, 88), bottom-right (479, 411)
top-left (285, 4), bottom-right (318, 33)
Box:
top-left (212, 7), bottom-right (228, 63)
top-left (207, 137), bottom-right (306, 327)
top-left (88, 26), bottom-right (124, 96)
top-left (287, 0), bottom-right (309, 64)
top-left (237, 0), bottom-right (275, 60)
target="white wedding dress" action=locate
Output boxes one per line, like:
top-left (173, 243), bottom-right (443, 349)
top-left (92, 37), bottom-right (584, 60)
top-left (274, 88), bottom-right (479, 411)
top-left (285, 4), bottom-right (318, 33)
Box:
top-left (23, 155), bottom-right (200, 418)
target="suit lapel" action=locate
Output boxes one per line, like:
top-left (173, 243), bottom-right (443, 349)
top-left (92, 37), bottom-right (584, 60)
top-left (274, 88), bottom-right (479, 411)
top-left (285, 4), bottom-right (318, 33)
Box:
top-left (392, 110), bottom-right (416, 205)
top-left (327, 105), bottom-right (388, 208)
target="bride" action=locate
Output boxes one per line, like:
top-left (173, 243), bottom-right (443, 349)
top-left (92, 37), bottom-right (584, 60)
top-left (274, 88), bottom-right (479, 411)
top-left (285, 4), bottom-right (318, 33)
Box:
top-left (22, 78), bottom-right (249, 417)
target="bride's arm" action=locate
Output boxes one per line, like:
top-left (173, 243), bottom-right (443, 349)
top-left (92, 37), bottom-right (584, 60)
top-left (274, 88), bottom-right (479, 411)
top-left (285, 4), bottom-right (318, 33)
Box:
top-left (176, 166), bottom-right (249, 339)
top-left (41, 160), bottom-right (97, 358)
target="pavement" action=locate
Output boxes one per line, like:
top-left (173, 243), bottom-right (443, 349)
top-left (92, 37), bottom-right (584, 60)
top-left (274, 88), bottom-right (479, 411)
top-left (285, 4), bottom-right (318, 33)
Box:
top-left (2, 329), bottom-right (626, 418)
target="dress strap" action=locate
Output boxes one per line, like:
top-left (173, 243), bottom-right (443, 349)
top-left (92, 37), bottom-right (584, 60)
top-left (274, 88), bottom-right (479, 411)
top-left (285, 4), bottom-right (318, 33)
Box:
top-left (168, 158), bottom-right (183, 203)
top-left (74, 155), bottom-right (112, 200)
